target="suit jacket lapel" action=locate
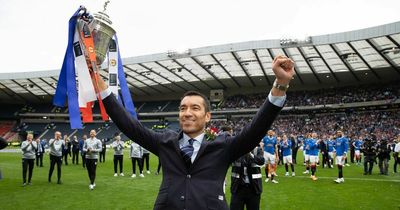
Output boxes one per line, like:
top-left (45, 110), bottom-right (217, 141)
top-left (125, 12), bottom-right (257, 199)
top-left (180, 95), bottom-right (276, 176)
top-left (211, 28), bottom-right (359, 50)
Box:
top-left (173, 132), bottom-right (184, 160)
top-left (191, 135), bottom-right (209, 168)
top-left (173, 131), bottom-right (193, 171)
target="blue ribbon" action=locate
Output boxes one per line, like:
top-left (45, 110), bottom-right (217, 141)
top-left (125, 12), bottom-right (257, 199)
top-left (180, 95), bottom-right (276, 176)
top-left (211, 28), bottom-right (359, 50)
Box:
top-left (53, 7), bottom-right (83, 129)
top-left (115, 35), bottom-right (138, 119)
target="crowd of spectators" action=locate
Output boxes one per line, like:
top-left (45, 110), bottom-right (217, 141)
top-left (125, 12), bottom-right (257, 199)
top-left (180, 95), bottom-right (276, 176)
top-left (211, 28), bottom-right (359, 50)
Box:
top-left (221, 83), bottom-right (399, 109)
top-left (210, 109), bottom-right (399, 141)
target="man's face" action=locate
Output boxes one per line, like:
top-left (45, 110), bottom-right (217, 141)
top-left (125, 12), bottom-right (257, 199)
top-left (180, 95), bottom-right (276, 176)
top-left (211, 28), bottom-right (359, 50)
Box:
top-left (179, 95), bottom-right (211, 137)
top-left (90, 130), bottom-right (96, 138)
top-left (337, 131), bottom-right (343, 137)
top-left (267, 130), bottom-right (273, 136)
top-left (312, 133), bottom-right (317, 139)
top-left (27, 134), bottom-right (33, 141)
top-left (283, 135), bottom-right (287, 141)
top-left (55, 132), bottom-right (61, 140)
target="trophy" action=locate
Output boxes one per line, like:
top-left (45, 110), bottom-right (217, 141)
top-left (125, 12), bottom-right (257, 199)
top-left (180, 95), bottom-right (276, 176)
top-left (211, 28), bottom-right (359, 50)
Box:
top-left (72, 1), bottom-right (116, 123)
top-left (54, 1), bottom-right (137, 129)
top-left (76, 1), bottom-right (115, 68)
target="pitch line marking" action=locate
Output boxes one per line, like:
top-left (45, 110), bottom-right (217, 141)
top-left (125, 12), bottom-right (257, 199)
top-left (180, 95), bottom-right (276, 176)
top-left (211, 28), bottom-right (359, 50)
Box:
top-left (293, 175), bottom-right (400, 183)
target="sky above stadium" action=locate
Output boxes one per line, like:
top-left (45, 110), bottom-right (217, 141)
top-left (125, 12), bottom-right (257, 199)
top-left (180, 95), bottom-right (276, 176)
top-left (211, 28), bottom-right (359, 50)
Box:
top-left (0, 0), bottom-right (399, 73)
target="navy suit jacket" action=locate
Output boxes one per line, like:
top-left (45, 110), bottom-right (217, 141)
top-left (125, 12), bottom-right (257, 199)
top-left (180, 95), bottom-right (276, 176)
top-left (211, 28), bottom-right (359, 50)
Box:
top-left (103, 94), bottom-right (282, 210)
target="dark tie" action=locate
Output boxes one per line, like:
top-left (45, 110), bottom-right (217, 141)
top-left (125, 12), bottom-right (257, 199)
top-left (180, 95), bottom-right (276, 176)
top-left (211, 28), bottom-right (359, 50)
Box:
top-left (181, 139), bottom-right (194, 164)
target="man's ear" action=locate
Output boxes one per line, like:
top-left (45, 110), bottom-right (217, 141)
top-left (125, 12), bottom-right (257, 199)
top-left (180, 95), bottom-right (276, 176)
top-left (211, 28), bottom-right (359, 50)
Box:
top-left (205, 112), bottom-right (211, 123)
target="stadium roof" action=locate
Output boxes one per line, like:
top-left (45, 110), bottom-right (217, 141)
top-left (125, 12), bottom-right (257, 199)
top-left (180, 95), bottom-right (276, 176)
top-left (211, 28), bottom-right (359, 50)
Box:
top-left (0, 21), bottom-right (399, 104)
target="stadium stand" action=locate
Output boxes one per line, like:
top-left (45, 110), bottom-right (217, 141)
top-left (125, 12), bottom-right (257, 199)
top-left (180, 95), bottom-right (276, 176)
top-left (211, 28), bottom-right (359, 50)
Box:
top-left (139, 101), bottom-right (171, 113)
top-left (162, 100), bottom-right (180, 112)
top-left (0, 121), bottom-right (15, 136)
top-left (72, 123), bottom-right (103, 139)
top-left (0, 21), bottom-right (399, 144)
top-left (221, 82), bottom-right (399, 109)
top-left (7, 83), bottom-right (398, 143)
top-left (209, 109), bottom-right (399, 140)
top-left (0, 105), bottom-right (22, 119)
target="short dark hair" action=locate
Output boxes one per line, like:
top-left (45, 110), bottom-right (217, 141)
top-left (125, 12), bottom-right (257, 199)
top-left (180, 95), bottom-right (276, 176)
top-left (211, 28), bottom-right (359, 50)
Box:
top-left (181, 91), bottom-right (211, 112)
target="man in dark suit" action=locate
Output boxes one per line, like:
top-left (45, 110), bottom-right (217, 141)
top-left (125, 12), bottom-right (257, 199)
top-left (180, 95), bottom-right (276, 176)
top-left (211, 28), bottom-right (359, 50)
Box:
top-left (290, 134), bottom-right (300, 164)
top-left (319, 135), bottom-right (330, 168)
top-left (71, 136), bottom-right (80, 165)
top-left (35, 138), bottom-right (45, 167)
top-left (95, 55), bottom-right (294, 210)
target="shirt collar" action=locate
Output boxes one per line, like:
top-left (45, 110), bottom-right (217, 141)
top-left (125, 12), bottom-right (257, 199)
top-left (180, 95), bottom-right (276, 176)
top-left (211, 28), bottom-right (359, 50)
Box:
top-left (182, 133), bottom-right (205, 144)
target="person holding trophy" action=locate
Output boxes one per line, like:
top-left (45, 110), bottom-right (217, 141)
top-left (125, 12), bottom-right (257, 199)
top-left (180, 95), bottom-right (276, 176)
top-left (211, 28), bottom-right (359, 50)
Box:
top-left (55, 4), bottom-right (295, 208)
top-left (91, 54), bottom-right (294, 209)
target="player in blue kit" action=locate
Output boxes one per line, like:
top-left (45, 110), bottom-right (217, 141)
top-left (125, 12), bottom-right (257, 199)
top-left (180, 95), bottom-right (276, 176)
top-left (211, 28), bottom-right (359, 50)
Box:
top-left (280, 134), bottom-right (295, 177)
top-left (353, 136), bottom-right (363, 165)
top-left (308, 133), bottom-right (320, 181)
top-left (262, 130), bottom-right (278, 184)
top-left (327, 136), bottom-right (335, 168)
top-left (334, 130), bottom-right (349, 183)
top-left (303, 133), bottom-right (312, 174)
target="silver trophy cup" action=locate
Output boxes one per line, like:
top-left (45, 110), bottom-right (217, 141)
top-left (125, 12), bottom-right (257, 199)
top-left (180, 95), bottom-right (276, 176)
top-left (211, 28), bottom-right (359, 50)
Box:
top-left (77, 10), bottom-right (116, 65)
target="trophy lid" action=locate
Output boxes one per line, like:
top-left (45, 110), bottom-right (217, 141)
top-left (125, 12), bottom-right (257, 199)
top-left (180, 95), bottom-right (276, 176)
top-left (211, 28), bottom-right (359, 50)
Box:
top-left (76, 1), bottom-right (116, 65)
top-left (93, 11), bottom-right (112, 25)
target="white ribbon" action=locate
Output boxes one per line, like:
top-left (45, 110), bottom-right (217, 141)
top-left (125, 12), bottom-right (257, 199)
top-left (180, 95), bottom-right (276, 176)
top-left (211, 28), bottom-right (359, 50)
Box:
top-left (108, 38), bottom-right (119, 98)
top-left (73, 29), bottom-right (97, 108)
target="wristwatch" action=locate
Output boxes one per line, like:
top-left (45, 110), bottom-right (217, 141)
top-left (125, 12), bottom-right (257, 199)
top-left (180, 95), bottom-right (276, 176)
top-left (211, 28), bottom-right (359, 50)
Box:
top-left (273, 80), bottom-right (289, 92)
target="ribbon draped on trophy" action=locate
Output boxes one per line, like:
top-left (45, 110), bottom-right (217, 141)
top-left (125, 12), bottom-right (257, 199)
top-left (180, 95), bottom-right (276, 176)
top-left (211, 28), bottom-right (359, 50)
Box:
top-left (53, 3), bottom-right (137, 129)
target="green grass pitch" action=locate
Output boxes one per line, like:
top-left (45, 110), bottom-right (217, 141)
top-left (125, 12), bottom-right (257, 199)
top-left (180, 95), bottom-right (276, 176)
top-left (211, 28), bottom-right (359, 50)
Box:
top-left (0, 149), bottom-right (399, 210)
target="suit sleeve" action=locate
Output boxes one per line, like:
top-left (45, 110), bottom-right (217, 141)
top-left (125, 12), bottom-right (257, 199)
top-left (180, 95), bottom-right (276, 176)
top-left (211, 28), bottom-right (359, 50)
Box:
top-left (228, 99), bottom-right (282, 162)
top-left (103, 94), bottom-right (166, 155)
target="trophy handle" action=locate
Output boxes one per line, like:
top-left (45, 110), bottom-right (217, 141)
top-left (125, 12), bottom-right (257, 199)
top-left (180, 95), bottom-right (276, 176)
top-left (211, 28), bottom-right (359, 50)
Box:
top-left (78, 6), bottom-right (93, 22)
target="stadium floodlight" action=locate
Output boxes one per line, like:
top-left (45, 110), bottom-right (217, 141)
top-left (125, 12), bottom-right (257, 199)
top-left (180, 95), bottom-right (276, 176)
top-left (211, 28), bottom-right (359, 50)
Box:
top-left (167, 50), bottom-right (177, 58)
top-left (166, 48), bottom-right (191, 58)
top-left (25, 84), bottom-right (34, 89)
top-left (280, 36), bottom-right (312, 47)
top-left (381, 46), bottom-right (399, 54)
